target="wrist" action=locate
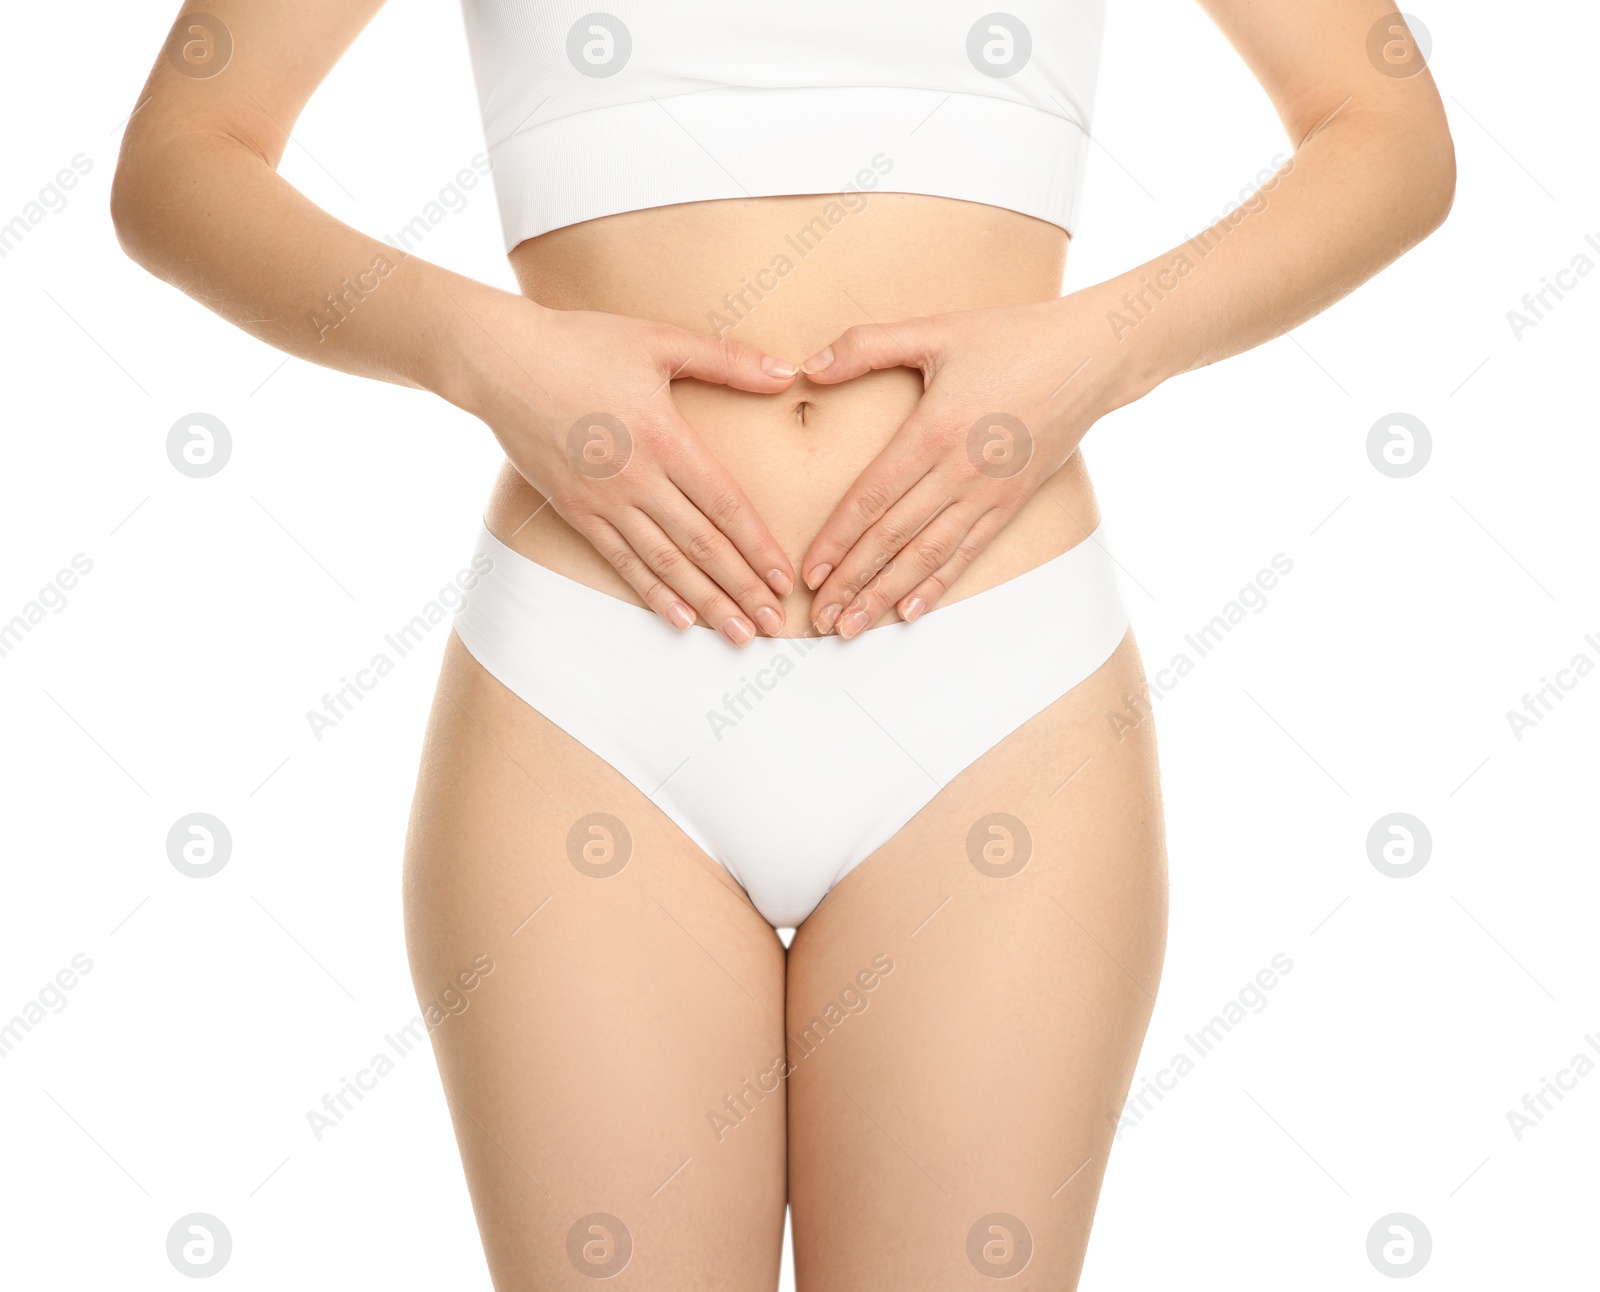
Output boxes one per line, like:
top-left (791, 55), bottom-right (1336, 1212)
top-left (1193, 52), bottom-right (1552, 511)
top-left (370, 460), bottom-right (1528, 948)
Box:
top-left (426, 275), bottom-right (549, 423)
top-left (1068, 275), bottom-right (1179, 415)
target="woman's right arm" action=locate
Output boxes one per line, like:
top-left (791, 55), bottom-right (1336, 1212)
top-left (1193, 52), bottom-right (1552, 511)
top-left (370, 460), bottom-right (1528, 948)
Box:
top-left (111, 1), bottom-right (798, 643)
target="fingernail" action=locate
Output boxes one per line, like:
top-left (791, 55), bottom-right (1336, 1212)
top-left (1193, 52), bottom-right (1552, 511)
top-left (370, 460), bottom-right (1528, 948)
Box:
top-left (805, 562), bottom-right (832, 591)
top-left (667, 601), bottom-right (695, 630)
top-left (800, 347), bottom-right (834, 375)
top-left (763, 356), bottom-right (798, 378)
top-left (816, 603), bottom-right (841, 633)
top-left (754, 605), bottom-right (784, 635)
top-left (766, 567), bottom-right (793, 596)
top-left (722, 616), bottom-right (755, 646)
top-left (901, 596), bottom-right (926, 623)
top-left (838, 608), bottom-right (870, 640)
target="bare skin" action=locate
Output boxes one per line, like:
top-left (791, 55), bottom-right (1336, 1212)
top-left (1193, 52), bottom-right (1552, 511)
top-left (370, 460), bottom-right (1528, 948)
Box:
top-left (112, 1), bottom-right (1453, 1287)
top-left (406, 624), bottom-right (1161, 1289)
top-left (491, 194), bottom-right (1096, 636)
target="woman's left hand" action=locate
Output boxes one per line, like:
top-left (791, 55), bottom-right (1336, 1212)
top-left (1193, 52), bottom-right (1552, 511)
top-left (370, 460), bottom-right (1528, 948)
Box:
top-left (796, 292), bottom-right (1128, 637)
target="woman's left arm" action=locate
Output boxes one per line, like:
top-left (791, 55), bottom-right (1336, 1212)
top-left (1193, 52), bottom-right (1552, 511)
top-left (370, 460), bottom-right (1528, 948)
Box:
top-left (798, 0), bottom-right (1455, 637)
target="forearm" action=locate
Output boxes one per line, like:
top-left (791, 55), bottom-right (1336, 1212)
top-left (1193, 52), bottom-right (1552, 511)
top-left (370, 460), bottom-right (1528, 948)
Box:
top-left (111, 129), bottom-right (507, 412)
top-left (1086, 103), bottom-right (1455, 411)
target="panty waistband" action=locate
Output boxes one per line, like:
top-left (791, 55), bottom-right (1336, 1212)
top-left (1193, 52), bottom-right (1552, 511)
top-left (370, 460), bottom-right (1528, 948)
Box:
top-left (458, 519), bottom-right (1129, 665)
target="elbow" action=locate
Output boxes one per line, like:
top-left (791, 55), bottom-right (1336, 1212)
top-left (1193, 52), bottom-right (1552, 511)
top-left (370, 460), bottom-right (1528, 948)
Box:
top-left (109, 154), bottom-right (154, 268)
top-left (113, 127), bottom-right (264, 276)
top-left (1414, 123), bottom-right (1457, 239)
top-left (110, 141), bottom-right (183, 273)
top-left (1330, 103), bottom-right (1457, 252)
top-left (109, 151), bottom-right (179, 276)
top-left (1390, 98), bottom-right (1456, 245)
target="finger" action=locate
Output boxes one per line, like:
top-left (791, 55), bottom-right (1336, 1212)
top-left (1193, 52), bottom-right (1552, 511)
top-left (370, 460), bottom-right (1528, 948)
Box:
top-left (655, 326), bottom-right (800, 394)
top-left (612, 507), bottom-right (764, 647)
top-left (829, 506), bottom-right (973, 638)
top-left (891, 506), bottom-right (1014, 626)
top-left (799, 411), bottom-right (943, 593)
top-left (665, 427), bottom-right (795, 598)
top-left (576, 514), bottom-right (701, 632)
top-left (798, 319), bottom-right (935, 386)
top-left (811, 476), bottom-right (960, 636)
top-left (651, 483), bottom-right (788, 639)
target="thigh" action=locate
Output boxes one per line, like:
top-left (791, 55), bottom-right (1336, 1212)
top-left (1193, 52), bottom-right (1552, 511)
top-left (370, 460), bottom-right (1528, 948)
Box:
top-left (786, 634), bottom-right (1167, 1292)
top-left (403, 632), bottom-right (788, 1291)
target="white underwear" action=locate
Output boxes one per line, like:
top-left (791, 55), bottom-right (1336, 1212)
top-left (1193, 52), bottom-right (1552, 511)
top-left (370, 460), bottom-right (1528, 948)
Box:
top-left (453, 523), bottom-right (1130, 928)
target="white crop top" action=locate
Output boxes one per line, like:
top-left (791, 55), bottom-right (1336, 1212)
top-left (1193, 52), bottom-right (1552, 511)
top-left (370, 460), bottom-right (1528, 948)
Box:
top-left (459, 3), bottom-right (1106, 248)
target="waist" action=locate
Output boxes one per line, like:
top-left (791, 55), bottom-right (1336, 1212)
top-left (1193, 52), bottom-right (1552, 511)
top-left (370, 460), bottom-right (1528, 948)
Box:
top-left (487, 192), bottom-right (1101, 636)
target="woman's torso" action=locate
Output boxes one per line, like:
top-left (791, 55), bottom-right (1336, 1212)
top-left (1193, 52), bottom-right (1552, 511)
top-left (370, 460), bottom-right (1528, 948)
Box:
top-left (486, 192), bottom-right (1101, 636)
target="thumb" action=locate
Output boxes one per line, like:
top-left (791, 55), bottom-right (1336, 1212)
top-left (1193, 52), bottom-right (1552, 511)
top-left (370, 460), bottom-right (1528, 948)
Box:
top-left (655, 327), bottom-right (800, 393)
top-left (798, 319), bottom-right (935, 385)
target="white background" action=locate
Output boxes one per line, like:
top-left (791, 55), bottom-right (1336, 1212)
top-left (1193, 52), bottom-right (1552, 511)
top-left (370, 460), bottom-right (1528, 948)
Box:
top-left (2, 1), bottom-right (1595, 1287)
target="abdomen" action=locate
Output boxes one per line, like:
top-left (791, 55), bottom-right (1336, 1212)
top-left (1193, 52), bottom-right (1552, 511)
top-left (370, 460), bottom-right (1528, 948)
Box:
top-left (487, 191), bottom-right (1101, 633)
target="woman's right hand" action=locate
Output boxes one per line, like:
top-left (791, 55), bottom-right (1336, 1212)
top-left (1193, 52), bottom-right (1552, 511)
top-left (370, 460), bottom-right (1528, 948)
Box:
top-left (448, 288), bottom-right (800, 645)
